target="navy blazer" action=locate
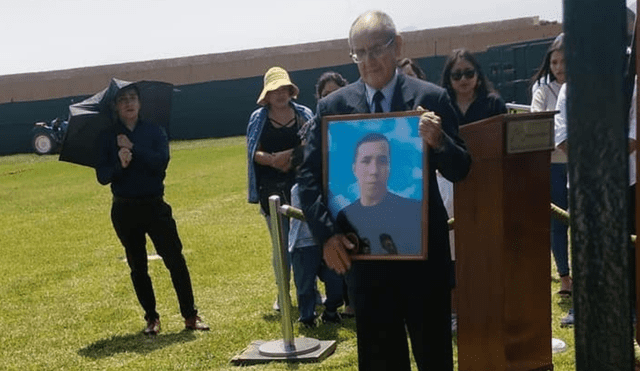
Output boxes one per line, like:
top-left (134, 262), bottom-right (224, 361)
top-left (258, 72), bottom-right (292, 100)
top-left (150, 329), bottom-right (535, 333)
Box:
top-left (297, 74), bottom-right (471, 266)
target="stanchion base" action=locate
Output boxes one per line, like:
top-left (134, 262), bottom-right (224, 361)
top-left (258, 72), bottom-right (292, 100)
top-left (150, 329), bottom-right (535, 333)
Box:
top-left (230, 338), bottom-right (337, 365)
top-left (259, 338), bottom-right (321, 356)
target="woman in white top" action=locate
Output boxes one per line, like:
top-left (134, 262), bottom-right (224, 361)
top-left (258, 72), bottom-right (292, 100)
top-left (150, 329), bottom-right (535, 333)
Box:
top-left (530, 34), bottom-right (572, 297)
top-left (531, 34), bottom-right (565, 112)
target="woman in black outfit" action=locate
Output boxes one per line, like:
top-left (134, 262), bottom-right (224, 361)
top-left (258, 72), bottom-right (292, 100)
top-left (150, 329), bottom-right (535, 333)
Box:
top-left (438, 49), bottom-right (507, 333)
top-left (441, 48), bottom-right (507, 125)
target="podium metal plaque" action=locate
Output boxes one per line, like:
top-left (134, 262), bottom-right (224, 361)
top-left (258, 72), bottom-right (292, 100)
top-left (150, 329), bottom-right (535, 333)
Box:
top-left (505, 117), bottom-right (555, 154)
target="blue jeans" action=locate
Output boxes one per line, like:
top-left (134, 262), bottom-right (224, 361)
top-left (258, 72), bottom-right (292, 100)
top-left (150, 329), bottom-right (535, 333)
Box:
top-left (292, 245), bottom-right (344, 322)
top-left (551, 163), bottom-right (569, 276)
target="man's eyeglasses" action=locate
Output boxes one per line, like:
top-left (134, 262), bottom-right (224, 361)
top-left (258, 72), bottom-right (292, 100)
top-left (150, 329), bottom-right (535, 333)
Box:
top-left (450, 69), bottom-right (476, 81)
top-left (350, 37), bottom-right (395, 64)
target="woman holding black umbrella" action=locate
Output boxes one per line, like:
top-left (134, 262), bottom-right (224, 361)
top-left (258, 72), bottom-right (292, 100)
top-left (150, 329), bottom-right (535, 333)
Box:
top-left (96, 84), bottom-right (209, 336)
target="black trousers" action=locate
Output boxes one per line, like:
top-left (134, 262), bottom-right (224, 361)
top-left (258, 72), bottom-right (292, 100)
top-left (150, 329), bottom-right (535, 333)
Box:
top-left (349, 260), bottom-right (453, 371)
top-left (111, 197), bottom-right (197, 321)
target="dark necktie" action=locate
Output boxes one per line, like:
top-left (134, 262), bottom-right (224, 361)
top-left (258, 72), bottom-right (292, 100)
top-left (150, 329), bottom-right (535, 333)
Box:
top-left (373, 90), bottom-right (384, 113)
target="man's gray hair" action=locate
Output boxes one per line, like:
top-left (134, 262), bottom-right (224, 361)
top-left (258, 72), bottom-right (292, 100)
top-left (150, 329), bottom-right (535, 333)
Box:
top-left (348, 10), bottom-right (398, 48)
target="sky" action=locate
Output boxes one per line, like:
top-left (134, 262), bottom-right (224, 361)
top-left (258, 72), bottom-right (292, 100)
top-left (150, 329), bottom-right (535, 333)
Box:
top-left (0, 0), bottom-right (633, 76)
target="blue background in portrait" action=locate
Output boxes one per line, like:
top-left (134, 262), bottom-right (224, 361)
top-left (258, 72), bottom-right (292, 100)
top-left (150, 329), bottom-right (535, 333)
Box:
top-left (327, 115), bottom-right (423, 218)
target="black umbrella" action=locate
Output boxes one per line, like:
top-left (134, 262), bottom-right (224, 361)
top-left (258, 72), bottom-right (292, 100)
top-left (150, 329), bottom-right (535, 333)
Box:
top-left (59, 78), bottom-right (174, 168)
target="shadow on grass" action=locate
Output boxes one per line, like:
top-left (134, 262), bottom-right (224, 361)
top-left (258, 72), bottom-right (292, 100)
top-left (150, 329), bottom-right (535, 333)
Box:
top-left (261, 307), bottom-right (357, 344)
top-left (558, 296), bottom-right (573, 312)
top-left (262, 312), bottom-right (282, 322)
top-left (297, 315), bottom-right (357, 343)
top-left (78, 330), bottom-right (197, 359)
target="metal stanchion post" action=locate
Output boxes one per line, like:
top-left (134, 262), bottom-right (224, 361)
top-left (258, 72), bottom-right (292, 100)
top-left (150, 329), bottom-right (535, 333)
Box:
top-left (231, 195), bottom-right (337, 364)
top-left (256, 195), bottom-right (321, 357)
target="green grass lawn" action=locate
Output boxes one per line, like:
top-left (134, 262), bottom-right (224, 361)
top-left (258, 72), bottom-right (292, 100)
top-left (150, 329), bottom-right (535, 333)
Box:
top-left (0, 136), bottom-right (583, 370)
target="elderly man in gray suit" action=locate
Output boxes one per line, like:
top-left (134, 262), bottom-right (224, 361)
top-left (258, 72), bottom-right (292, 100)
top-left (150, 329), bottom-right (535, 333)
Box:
top-left (297, 10), bottom-right (471, 371)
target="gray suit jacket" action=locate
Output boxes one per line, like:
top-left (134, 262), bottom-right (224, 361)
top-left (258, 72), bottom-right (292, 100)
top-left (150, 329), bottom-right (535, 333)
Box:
top-left (297, 74), bottom-right (471, 266)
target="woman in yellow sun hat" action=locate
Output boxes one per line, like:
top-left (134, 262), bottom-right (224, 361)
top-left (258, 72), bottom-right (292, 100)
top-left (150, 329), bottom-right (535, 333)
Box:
top-left (246, 66), bottom-right (314, 310)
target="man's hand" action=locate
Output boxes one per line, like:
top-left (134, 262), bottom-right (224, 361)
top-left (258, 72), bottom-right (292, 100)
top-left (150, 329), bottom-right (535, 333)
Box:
top-left (323, 234), bottom-right (356, 274)
top-left (417, 106), bottom-right (444, 150)
top-left (117, 134), bottom-right (134, 150)
top-left (118, 147), bottom-right (132, 168)
top-left (271, 148), bottom-right (294, 173)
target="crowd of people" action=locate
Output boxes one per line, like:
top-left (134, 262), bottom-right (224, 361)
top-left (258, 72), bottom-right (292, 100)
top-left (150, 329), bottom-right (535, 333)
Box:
top-left (247, 10), bottom-right (471, 371)
top-left (547, 32), bottom-right (638, 328)
top-left (92, 8), bottom-right (631, 371)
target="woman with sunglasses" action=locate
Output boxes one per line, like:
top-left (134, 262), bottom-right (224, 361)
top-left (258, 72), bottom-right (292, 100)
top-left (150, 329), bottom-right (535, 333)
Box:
top-left (439, 48), bottom-right (506, 333)
top-left (530, 34), bottom-right (572, 299)
top-left (441, 48), bottom-right (507, 126)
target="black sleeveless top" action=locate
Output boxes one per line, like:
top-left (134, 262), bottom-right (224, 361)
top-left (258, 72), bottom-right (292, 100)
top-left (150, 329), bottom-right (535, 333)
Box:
top-left (256, 115), bottom-right (302, 210)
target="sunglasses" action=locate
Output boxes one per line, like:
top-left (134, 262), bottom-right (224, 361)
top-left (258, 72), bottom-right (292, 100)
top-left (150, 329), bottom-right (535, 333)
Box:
top-left (450, 69), bottom-right (476, 81)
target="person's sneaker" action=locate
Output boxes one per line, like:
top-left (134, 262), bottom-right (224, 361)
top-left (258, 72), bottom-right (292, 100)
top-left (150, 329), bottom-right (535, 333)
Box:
top-left (273, 298), bottom-right (280, 312)
top-left (299, 318), bottom-right (317, 328)
top-left (321, 311), bottom-right (342, 324)
top-left (144, 318), bottom-right (160, 336)
top-left (552, 338), bottom-right (567, 353)
top-left (560, 308), bottom-right (574, 327)
top-left (342, 306), bottom-right (356, 318)
top-left (185, 315), bottom-right (210, 331)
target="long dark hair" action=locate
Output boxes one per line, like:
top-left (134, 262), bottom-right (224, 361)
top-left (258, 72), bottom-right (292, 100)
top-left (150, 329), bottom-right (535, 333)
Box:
top-left (440, 48), bottom-right (494, 101)
top-left (315, 71), bottom-right (348, 100)
top-left (530, 33), bottom-right (564, 88)
top-left (397, 58), bottom-right (426, 80)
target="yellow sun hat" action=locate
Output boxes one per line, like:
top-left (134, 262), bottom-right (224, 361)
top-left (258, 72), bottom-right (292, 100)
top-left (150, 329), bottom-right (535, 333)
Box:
top-left (257, 66), bottom-right (299, 105)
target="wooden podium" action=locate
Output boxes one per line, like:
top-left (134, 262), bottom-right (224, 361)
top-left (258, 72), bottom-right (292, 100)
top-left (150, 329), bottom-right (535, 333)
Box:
top-left (455, 112), bottom-right (556, 371)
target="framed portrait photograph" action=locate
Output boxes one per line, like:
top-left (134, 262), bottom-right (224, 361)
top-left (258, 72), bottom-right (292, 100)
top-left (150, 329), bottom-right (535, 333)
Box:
top-left (322, 111), bottom-right (428, 260)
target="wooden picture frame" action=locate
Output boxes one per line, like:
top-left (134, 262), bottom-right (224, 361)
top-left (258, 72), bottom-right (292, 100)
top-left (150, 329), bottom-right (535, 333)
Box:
top-left (322, 111), bottom-right (428, 260)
